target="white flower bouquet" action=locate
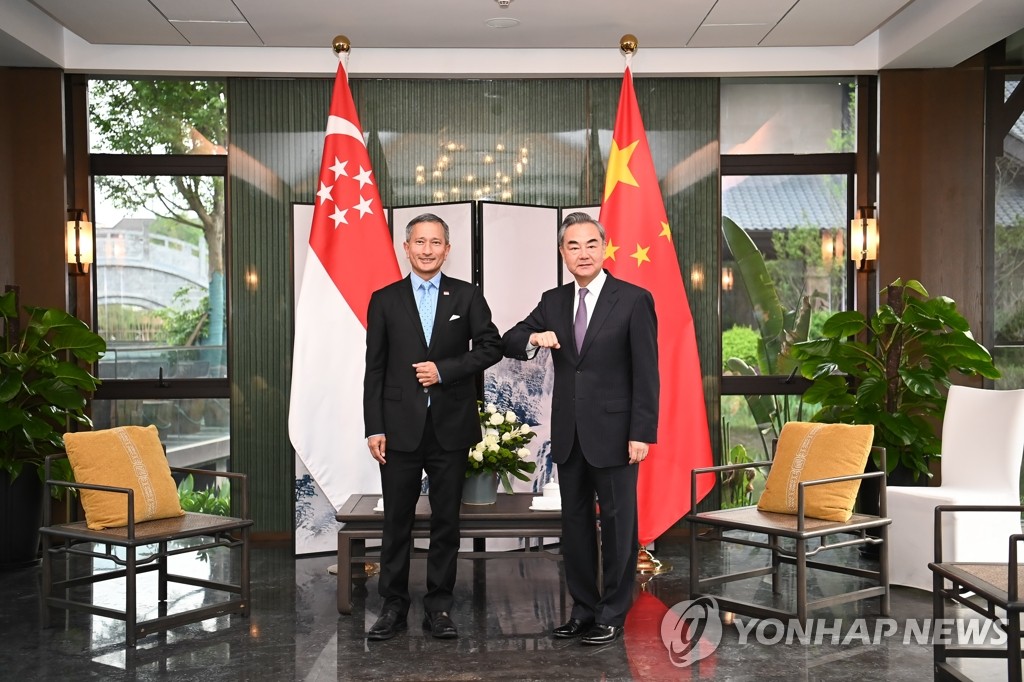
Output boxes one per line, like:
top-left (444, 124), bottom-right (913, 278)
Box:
top-left (468, 402), bottom-right (538, 494)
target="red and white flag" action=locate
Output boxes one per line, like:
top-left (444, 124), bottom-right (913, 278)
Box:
top-left (600, 66), bottom-right (714, 545)
top-left (289, 59), bottom-right (401, 510)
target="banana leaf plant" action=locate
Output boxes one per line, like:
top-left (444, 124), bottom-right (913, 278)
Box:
top-left (789, 279), bottom-right (1000, 480)
top-left (0, 288), bottom-right (106, 485)
top-left (722, 216), bottom-right (812, 454)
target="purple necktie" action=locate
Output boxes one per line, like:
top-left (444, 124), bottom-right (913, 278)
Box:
top-left (574, 287), bottom-right (589, 353)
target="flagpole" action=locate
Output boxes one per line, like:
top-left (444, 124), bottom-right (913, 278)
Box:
top-left (613, 32), bottom-right (674, 577)
top-left (319, 32), bottom-right (381, 579)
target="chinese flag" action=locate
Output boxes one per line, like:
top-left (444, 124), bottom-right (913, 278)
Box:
top-left (600, 67), bottom-right (714, 545)
top-left (289, 60), bottom-right (401, 511)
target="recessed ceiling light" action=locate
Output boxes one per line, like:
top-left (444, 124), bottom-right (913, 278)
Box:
top-left (485, 17), bottom-right (520, 29)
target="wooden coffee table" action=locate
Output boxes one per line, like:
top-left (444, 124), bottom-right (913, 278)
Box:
top-left (335, 493), bottom-right (562, 614)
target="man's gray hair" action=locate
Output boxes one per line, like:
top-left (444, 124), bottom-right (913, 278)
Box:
top-left (405, 213), bottom-right (451, 243)
top-left (557, 211), bottom-right (606, 246)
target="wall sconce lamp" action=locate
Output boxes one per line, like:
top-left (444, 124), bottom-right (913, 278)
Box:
top-left (850, 205), bottom-right (879, 271)
top-left (721, 266), bottom-right (734, 292)
top-left (66, 209), bottom-right (94, 275)
top-left (820, 228), bottom-right (845, 265)
top-left (690, 264), bottom-right (705, 291)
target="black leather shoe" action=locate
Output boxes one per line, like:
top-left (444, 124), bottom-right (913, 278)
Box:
top-left (367, 609), bottom-right (407, 641)
top-left (552, 617), bottom-right (595, 638)
top-left (422, 611), bottom-right (458, 639)
top-left (581, 624), bottom-right (623, 645)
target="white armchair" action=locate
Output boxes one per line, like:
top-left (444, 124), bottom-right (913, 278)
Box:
top-left (888, 385), bottom-right (1024, 591)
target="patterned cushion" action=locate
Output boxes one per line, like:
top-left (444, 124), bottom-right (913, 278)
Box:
top-left (756, 422), bottom-right (874, 522)
top-left (63, 425), bottom-right (183, 530)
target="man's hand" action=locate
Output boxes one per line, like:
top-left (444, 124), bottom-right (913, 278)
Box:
top-left (367, 435), bottom-right (387, 464)
top-left (412, 361), bottom-right (439, 386)
top-left (628, 440), bottom-right (650, 465)
top-left (529, 331), bottom-right (561, 349)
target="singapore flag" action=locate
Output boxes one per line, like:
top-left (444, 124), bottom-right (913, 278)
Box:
top-left (289, 59), bottom-right (400, 521)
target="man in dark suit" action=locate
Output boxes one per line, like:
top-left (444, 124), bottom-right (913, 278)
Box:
top-left (363, 213), bottom-right (501, 641)
top-left (501, 211), bottom-right (658, 645)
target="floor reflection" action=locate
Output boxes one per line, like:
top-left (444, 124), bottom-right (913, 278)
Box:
top-left (0, 530), bottom-right (1014, 681)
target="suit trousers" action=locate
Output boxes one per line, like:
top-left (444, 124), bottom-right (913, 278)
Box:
top-left (558, 432), bottom-right (639, 627)
top-left (378, 412), bottom-right (468, 614)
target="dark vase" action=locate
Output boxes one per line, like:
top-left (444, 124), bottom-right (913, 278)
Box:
top-left (0, 470), bottom-right (44, 570)
top-left (463, 472), bottom-right (498, 505)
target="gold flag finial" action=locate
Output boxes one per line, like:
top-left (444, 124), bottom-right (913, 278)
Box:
top-left (332, 35), bottom-right (351, 54)
top-left (619, 34), bottom-right (638, 56)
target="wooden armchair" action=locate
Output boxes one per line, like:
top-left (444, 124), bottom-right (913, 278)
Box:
top-left (39, 454), bottom-right (252, 646)
top-left (687, 441), bottom-right (890, 623)
top-left (929, 504), bottom-right (1023, 682)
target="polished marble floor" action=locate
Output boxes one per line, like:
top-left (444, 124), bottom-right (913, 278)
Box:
top-left (0, 530), bottom-right (1015, 681)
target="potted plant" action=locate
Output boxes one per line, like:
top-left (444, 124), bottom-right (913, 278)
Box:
top-left (788, 278), bottom-right (1000, 481)
top-left (464, 402), bottom-right (537, 504)
top-left (0, 288), bottom-right (106, 567)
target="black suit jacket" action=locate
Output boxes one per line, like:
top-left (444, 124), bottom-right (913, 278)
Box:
top-left (501, 272), bottom-right (659, 467)
top-left (364, 273), bottom-right (501, 453)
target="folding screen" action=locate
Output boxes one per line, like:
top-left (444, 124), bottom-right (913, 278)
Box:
top-left (480, 202), bottom-right (560, 492)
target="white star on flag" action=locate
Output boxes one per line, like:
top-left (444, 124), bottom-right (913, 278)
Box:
top-left (316, 181), bottom-right (334, 206)
top-left (329, 158), bottom-right (349, 179)
top-left (354, 166), bottom-right (374, 189)
top-left (355, 195), bottom-right (374, 218)
top-left (330, 206), bottom-right (349, 228)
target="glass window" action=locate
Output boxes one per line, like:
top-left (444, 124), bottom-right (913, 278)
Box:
top-left (994, 77), bottom-right (1024, 390)
top-left (721, 77), bottom-right (856, 155)
top-left (87, 79), bottom-right (227, 155)
top-left (722, 173), bottom-right (849, 372)
top-left (93, 175), bottom-right (227, 380)
top-left (91, 399), bottom-right (230, 470)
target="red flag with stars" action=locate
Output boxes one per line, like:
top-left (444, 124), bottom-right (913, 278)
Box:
top-left (289, 60), bottom-right (401, 514)
top-left (600, 67), bottom-right (714, 545)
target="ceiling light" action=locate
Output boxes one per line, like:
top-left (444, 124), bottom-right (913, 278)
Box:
top-left (485, 17), bottom-right (520, 29)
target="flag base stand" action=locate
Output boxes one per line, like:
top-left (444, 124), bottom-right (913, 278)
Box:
top-left (636, 547), bottom-right (671, 575)
top-left (326, 562), bottom-right (380, 577)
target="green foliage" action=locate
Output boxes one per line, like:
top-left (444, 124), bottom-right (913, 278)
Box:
top-left (148, 216), bottom-right (204, 246)
top-left (720, 420), bottom-right (760, 509)
top-left (790, 279), bottom-right (1001, 480)
top-left (177, 474), bottom-right (230, 516)
top-left (469, 402), bottom-right (538, 494)
top-left (722, 325), bottom-right (759, 371)
top-left (156, 287), bottom-right (209, 347)
top-left (827, 83), bottom-right (857, 154)
top-left (723, 216), bottom-right (814, 456)
top-left (90, 79), bottom-right (226, 154)
top-left (0, 290), bottom-right (105, 485)
top-left (994, 214), bottom-right (1024, 343)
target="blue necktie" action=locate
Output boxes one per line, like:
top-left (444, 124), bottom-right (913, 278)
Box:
top-left (418, 282), bottom-right (435, 345)
top-left (574, 287), bottom-right (589, 353)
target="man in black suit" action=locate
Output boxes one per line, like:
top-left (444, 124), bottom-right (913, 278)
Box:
top-left (501, 211), bottom-right (658, 645)
top-left (363, 213), bottom-right (501, 640)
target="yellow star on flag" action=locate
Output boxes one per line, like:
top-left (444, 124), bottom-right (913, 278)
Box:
top-left (605, 239), bottom-right (620, 261)
top-left (631, 244), bottom-right (651, 267)
top-left (603, 138), bottom-right (640, 201)
top-left (659, 222), bottom-right (672, 241)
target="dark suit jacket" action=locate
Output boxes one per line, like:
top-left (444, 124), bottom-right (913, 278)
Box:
top-left (501, 272), bottom-right (658, 467)
top-left (364, 273), bottom-right (501, 453)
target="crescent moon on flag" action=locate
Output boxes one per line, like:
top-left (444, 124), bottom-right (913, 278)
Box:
top-left (325, 115), bottom-right (366, 145)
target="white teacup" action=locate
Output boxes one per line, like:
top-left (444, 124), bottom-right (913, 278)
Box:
top-left (531, 496), bottom-right (560, 509)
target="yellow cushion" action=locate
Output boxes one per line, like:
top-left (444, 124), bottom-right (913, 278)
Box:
top-left (64, 425), bottom-right (184, 530)
top-left (756, 422), bottom-right (874, 522)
